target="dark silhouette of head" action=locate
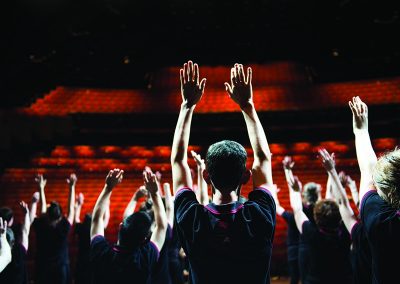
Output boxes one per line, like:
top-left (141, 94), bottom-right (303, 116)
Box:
top-left (0, 207), bottom-right (14, 226)
top-left (205, 140), bottom-right (248, 193)
top-left (118, 211), bottom-right (153, 248)
top-left (6, 227), bottom-right (15, 248)
top-left (313, 200), bottom-right (341, 231)
top-left (48, 201), bottom-right (62, 221)
top-left (302, 182), bottom-right (321, 205)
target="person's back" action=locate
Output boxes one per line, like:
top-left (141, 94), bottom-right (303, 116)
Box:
top-left (298, 200), bottom-right (352, 284)
top-left (175, 189), bottom-right (275, 283)
top-left (90, 235), bottom-right (159, 284)
top-left (171, 62), bottom-right (276, 283)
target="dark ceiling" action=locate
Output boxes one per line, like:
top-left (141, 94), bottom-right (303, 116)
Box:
top-left (1, 0), bottom-right (400, 107)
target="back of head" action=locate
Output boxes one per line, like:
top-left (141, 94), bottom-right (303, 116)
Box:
top-left (303, 182), bottom-right (320, 205)
top-left (206, 140), bottom-right (247, 193)
top-left (48, 201), bottom-right (62, 221)
top-left (0, 207), bottom-right (14, 224)
top-left (6, 227), bottom-right (15, 248)
top-left (313, 200), bottom-right (341, 231)
top-left (118, 211), bottom-right (152, 248)
top-left (373, 148), bottom-right (400, 210)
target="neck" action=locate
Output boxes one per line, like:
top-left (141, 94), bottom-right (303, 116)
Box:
top-left (212, 188), bottom-right (238, 205)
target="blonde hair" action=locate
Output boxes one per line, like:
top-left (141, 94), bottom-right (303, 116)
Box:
top-left (373, 148), bottom-right (400, 209)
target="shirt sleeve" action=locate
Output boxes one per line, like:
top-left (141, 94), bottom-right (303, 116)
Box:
top-left (281, 211), bottom-right (294, 223)
top-left (174, 187), bottom-right (204, 241)
top-left (360, 190), bottom-right (382, 234)
top-left (90, 235), bottom-right (112, 264)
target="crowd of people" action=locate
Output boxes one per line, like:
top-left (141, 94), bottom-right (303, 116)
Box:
top-left (0, 61), bottom-right (399, 284)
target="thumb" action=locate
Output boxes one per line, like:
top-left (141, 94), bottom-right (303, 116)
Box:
top-left (200, 78), bottom-right (206, 91)
top-left (224, 83), bottom-right (233, 96)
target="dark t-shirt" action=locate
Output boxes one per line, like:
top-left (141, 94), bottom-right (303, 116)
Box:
top-left (0, 243), bottom-right (28, 284)
top-left (299, 221), bottom-right (352, 284)
top-left (350, 221), bottom-right (372, 284)
top-left (174, 187), bottom-right (276, 284)
top-left (75, 222), bottom-right (91, 263)
top-left (150, 225), bottom-right (172, 284)
top-left (361, 190), bottom-right (400, 284)
top-left (90, 235), bottom-right (159, 284)
top-left (281, 205), bottom-right (314, 261)
top-left (33, 216), bottom-right (71, 266)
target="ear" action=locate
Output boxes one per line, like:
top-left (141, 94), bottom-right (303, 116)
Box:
top-left (240, 169), bottom-right (251, 185)
top-left (202, 169), bottom-right (211, 184)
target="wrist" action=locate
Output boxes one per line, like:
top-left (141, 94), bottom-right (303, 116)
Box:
top-left (181, 102), bottom-right (196, 110)
top-left (240, 101), bottom-right (255, 113)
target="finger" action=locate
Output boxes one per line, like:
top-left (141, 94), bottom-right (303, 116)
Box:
top-left (224, 82), bottom-right (233, 96)
top-left (116, 169), bottom-right (124, 179)
top-left (238, 64), bottom-right (245, 82)
top-left (188, 61), bottom-right (193, 81)
top-left (143, 171), bottom-right (149, 183)
top-left (183, 63), bottom-right (188, 83)
top-left (235, 64), bottom-right (241, 82)
top-left (199, 78), bottom-right (206, 92)
top-left (246, 67), bottom-right (252, 85)
top-left (0, 217), bottom-right (3, 229)
top-left (150, 173), bottom-right (157, 183)
top-left (194, 63), bottom-right (199, 85)
top-left (180, 69), bottom-right (185, 85)
top-left (231, 68), bottom-right (237, 85)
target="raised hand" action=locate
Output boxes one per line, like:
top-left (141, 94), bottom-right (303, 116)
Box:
top-left (191, 150), bottom-right (205, 170)
top-left (339, 171), bottom-right (348, 187)
top-left (318, 148), bottom-right (336, 171)
top-left (20, 201), bottom-right (29, 215)
top-left (349, 96), bottom-right (368, 132)
top-left (134, 186), bottom-right (148, 200)
top-left (288, 176), bottom-right (302, 192)
top-left (224, 63), bottom-right (253, 110)
top-left (143, 169), bottom-right (158, 195)
top-left (155, 171), bottom-right (162, 183)
top-left (35, 174), bottom-right (47, 189)
top-left (0, 218), bottom-right (7, 236)
top-left (282, 156), bottom-right (295, 170)
top-left (31, 192), bottom-right (40, 203)
top-left (77, 192), bottom-right (84, 206)
top-left (66, 173), bottom-right (78, 187)
top-left (105, 169), bottom-right (124, 190)
top-left (180, 60), bottom-right (206, 108)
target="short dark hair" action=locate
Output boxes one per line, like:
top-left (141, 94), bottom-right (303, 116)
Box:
top-left (302, 182), bottom-right (320, 205)
top-left (48, 201), bottom-right (62, 221)
top-left (313, 200), bottom-right (341, 231)
top-left (206, 140), bottom-right (247, 192)
top-left (0, 207), bottom-right (14, 223)
top-left (118, 211), bottom-right (152, 248)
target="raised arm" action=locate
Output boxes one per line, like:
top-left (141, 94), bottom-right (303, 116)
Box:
top-left (123, 186), bottom-right (147, 219)
top-left (325, 153), bottom-right (335, 200)
top-left (163, 182), bottom-right (174, 227)
top-left (66, 173), bottom-right (77, 225)
top-left (225, 64), bottom-right (273, 189)
top-left (74, 193), bottom-right (84, 224)
top-left (270, 184), bottom-right (285, 216)
top-left (0, 218), bottom-right (12, 273)
top-left (191, 150), bottom-right (209, 205)
top-left (103, 201), bottom-right (110, 229)
top-left (346, 175), bottom-right (360, 207)
top-left (19, 201), bottom-right (31, 251)
top-left (349, 96), bottom-right (377, 204)
top-left (91, 169), bottom-right (123, 239)
top-left (29, 192), bottom-right (40, 224)
top-left (35, 174), bottom-right (47, 214)
top-left (288, 176), bottom-right (308, 233)
top-left (319, 149), bottom-right (357, 232)
top-left (171, 61), bottom-right (206, 194)
top-left (144, 170), bottom-right (168, 251)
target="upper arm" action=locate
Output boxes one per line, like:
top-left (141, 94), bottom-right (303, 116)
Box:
top-left (294, 211), bottom-right (309, 234)
top-left (90, 217), bottom-right (104, 240)
top-left (252, 158), bottom-right (273, 189)
top-left (172, 163), bottom-right (193, 195)
top-left (150, 224), bottom-right (167, 254)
